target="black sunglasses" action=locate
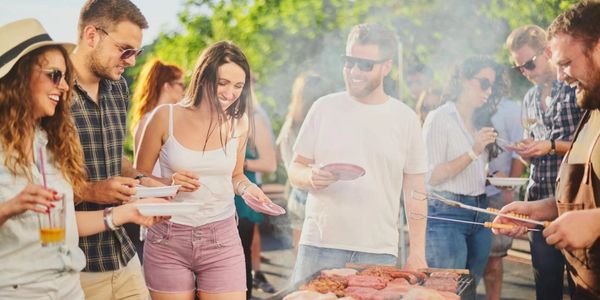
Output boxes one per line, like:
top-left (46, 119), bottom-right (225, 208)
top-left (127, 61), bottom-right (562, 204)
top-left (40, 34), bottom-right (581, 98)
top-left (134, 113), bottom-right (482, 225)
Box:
top-left (96, 27), bottom-right (143, 60)
top-left (473, 77), bottom-right (493, 91)
top-left (342, 55), bottom-right (389, 72)
top-left (40, 68), bottom-right (64, 86)
top-left (512, 54), bottom-right (541, 74)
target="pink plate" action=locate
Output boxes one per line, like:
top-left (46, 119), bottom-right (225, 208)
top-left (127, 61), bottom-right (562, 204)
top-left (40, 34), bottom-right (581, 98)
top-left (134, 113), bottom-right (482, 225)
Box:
top-left (242, 192), bottom-right (286, 216)
top-left (321, 163), bottom-right (366, 180)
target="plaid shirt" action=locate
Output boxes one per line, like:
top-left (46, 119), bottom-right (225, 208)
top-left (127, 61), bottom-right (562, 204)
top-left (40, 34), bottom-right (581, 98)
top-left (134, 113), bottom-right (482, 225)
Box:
top-left (71, 77), bottom-right (136, 272)
top-left (523, 80), bottom-right (583, 200)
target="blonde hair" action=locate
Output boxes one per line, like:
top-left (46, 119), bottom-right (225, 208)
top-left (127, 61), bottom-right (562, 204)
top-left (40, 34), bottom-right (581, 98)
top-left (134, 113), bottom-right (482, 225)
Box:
top-left (505, 25), bottom-right (547, 52)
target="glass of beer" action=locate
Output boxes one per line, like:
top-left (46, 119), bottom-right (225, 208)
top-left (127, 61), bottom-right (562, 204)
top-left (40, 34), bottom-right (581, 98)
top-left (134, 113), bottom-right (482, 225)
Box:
top-left (38, 193), bottom-right (66, 246)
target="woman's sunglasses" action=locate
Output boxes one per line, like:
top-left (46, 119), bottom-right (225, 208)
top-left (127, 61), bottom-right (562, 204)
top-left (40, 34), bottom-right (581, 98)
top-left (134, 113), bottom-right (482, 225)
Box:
top-left (342, 55), bottom-right (389, 72)
top-left (96, 27), bottom-right (143, 60)
top-left (40, 68), bottom-right (64, 86)
top-left (473, 77), bottom-right (493, 91)
top-left (512, 54), bottom-right (541, 74)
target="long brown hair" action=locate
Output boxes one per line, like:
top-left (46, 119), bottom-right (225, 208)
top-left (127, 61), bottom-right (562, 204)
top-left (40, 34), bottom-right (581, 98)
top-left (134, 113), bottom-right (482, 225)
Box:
top-left (130, 58), bottom-right (183, 133)
top-left (0, 46), bottom-right (87, 196)
top-left (181, 41), bottom-right (253, 151)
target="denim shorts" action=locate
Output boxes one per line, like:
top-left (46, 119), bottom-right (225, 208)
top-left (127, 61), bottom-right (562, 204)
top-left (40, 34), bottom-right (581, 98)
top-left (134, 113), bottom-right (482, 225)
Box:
top-left (143, 217), bottom-right (246, 293)
top-left (425, 191), bottom-right (492, 284)
top-left (291, 245), bottom-right (397, 285)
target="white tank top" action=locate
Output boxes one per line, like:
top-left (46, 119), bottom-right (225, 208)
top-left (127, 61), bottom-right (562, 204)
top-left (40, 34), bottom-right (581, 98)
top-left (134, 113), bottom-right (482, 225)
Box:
top-left (159, 104), bottom-right (238, 226)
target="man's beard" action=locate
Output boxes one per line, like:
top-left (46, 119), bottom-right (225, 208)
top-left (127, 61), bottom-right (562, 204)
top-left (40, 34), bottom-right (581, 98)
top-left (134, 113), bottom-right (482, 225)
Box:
top-left (89, 49), bottom-right (115, 81)
top-left (345, 76), bottom-right (379, 99)
top-left (576, 57), bottom-right (600, 110)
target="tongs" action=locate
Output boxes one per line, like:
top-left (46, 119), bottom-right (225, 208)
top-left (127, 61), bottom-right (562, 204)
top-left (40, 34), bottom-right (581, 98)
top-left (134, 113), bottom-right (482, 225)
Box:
top-left (413, 191), bottom-right (549, 227)
top-left (410, 212), bottom-right (540, 232)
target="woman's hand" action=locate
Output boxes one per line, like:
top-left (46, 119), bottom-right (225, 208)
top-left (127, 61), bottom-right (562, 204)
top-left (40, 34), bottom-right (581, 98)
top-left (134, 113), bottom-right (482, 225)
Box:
top-left (243, 183), bottom-right (273, 204)
top-left (112, 197), bottom-right (171, 228)
top-left (472, 127), bottom-right (497, 155)
top-left (2, 184), bottom-right (60, 216)
top-left (171, 171), bottom-right (201, 192)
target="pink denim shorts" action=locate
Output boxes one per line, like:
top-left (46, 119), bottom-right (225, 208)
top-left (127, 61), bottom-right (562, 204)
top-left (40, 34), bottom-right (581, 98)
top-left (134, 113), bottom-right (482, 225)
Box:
top-left (143, 216), bottom-right (246, 293)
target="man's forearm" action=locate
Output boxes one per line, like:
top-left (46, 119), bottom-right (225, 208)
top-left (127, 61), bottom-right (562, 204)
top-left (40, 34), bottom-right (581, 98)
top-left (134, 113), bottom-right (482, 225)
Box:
top-left (533, 197), bottom-right (559, 221)
top-left (121, 157), bottom-right (139, 178)
top-left (556, 140), bottom-right (572, 155)
top-left (288, 162), bottom-right (313, 190)
top-left (403, 173), bottom-right (427, 262)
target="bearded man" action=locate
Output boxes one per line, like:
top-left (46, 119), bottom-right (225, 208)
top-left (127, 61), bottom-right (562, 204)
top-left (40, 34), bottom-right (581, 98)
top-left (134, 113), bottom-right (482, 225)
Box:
top-left (494, 2), bottom-right (600, 298)
top-left (287, 23), bottom-right (428, 284)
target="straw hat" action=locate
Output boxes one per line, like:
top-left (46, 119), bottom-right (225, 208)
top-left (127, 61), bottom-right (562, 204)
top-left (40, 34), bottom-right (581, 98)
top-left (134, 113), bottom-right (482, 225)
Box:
top-left (0, 18), bottom-right (76, 79)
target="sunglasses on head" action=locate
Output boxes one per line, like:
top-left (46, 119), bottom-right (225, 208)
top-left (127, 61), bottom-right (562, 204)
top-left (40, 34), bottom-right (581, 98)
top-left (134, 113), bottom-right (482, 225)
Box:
top-left (342, 55), bottom-right (389, 72)
top-left (96, 27), bottom-right (143, 60)
top-left (40, 68), bottom-right (64, 86)
top-left (512, 53), bottom-right (542, 74)
top-left (473, 77), bottom-right (493, 91)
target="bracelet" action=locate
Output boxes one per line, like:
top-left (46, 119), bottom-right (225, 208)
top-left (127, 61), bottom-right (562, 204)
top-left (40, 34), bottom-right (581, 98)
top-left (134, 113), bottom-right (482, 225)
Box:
top-left (239, 183), bottom-right (256, 195)
top-left (235, 179), bottom-right (250, 194)
top-left (134, 174), bottom-right (146, 181)
top-left (103, 207), bottom-right (120, 231)
top-left (467, 149), bottom-right (479, 161)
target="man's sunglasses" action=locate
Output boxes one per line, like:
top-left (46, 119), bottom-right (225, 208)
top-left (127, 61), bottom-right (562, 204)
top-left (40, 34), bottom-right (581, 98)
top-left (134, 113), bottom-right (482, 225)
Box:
top-left (96, 27), bottom-right (143, 60)
top-left (342, 55), bottom-right (389, 72)
top-left (473, 77), bottom-right (493, 91)
top-left (512, 53), bottom-right (542, 74)
top-left (40, 68), bottom-right (64, 86)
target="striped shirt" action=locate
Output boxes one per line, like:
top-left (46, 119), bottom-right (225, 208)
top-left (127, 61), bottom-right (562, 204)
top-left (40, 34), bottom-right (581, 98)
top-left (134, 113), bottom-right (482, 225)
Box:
top-left (423, 102), bottom-right (489, 196)
top-left (71, 77), bottom-right (135, 272)
top-left (523, 80), bottom-right (583, 201)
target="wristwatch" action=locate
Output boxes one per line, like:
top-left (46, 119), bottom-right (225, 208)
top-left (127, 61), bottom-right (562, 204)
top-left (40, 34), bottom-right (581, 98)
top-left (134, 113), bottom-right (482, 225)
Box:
top-left (549, 139), bottom-right (556, 155)
top-left (134, 174), bottom-right (146, 181)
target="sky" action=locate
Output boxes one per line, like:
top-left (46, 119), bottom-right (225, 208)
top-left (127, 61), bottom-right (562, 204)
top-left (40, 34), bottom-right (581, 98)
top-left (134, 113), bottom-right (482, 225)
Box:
top-left (0, 0), bottom-right (186, 46)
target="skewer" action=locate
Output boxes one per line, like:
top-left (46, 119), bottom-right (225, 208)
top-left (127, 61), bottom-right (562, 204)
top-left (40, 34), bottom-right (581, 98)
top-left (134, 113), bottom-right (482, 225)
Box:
top-left (410, 212), bottom-right (540, 232)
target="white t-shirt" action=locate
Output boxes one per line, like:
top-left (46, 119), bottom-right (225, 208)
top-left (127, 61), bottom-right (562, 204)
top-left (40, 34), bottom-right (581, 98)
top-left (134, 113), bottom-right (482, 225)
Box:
top-left (293, 92), bottom-right (427, 256)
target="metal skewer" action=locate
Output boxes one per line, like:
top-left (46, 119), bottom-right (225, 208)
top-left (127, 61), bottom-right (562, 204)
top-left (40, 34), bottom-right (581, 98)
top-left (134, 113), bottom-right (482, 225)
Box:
top-left (412, 191), bottom-right (549, 227)
top-left (410, 212), bottom-right (540, 231)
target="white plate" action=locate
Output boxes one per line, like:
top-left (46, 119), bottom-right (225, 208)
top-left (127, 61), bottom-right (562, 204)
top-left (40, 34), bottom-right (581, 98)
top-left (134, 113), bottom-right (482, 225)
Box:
top-left (487, 177), bottom-right (529, 187)
top-left (135, 185), bottom-right (180, 198)
top-left (135, 203), bottom-right (201, 216)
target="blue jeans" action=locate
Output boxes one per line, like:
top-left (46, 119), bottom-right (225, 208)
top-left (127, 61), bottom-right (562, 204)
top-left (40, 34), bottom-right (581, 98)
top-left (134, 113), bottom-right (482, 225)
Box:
top-left (426, 191), bottom-right (492, 284)
top-left (291, 245), bottom-right (397, 285)
top-left (530, 230), bottom-right (573, 300)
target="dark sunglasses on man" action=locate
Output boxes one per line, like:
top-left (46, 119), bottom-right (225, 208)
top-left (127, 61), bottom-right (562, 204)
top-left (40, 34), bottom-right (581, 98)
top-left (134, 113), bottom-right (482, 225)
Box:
top-left (40, 68), bottom-right (64, 86)
top-left (512, 51), bottom-right (543, 74)
top-left (342, 55), bottom-right (389, 72)
top-left (96, 27), bottom-right (143, 60)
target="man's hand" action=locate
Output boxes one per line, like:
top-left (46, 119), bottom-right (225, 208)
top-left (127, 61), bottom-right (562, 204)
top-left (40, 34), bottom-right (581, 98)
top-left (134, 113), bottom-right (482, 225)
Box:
top-left (309, 166), bottom-right (338, 190)
top-left (139, 176), bottom-right (165, 188)
top-left (491, 201), bottom-right (539, 237)
top-left (515, 139), bottom-right (551, 158)
top-left (85, 176), bottom-right (138, 204)
top-left (543, 209), bottom-right (600, 251)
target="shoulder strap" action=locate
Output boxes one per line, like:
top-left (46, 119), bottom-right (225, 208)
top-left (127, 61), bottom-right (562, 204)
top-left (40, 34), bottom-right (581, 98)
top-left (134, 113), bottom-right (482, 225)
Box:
top-left (168, 104), bottom-right (174, 137)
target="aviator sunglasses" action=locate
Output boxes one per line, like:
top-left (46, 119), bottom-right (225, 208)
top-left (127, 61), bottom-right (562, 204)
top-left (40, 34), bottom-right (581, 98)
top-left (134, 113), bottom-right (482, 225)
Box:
top-left (342, 55), bottom-right (389, 72)
top-left (473, 77), bottom-right (493, 91)
top-left (39, 68), bottom-right (64, 86)
top-left (512, 52), bottom-right (543, 74)
top-left (96, 27), bottom-right (143, 60)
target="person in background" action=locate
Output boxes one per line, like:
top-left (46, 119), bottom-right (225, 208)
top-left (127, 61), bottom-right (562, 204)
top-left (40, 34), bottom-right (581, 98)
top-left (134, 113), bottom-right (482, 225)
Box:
top-left (480, 69), bottom-right (526, 300)
top-left (234, 91), bottom-right (278, 299)
top-left (0, 18), bottom-right (165, 300)
top-left (406, 63), bottom-right (436, 102)
top-left (288, 23), bottom-right (428, 284)
top-left (423, 56), bottom-right (500, 284)
top-left (504, 24), bottom-right (583, 300)
top-left (415, 87), bottom-right (443, 124)
top-left (126, 58), bottom-right (185, 261)
top-left (136, 40), bottom-right (275, 300)
top-left (495, 2), bottom-right (600, 297)
top-left (276, 71), bottom-right (334, 256)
